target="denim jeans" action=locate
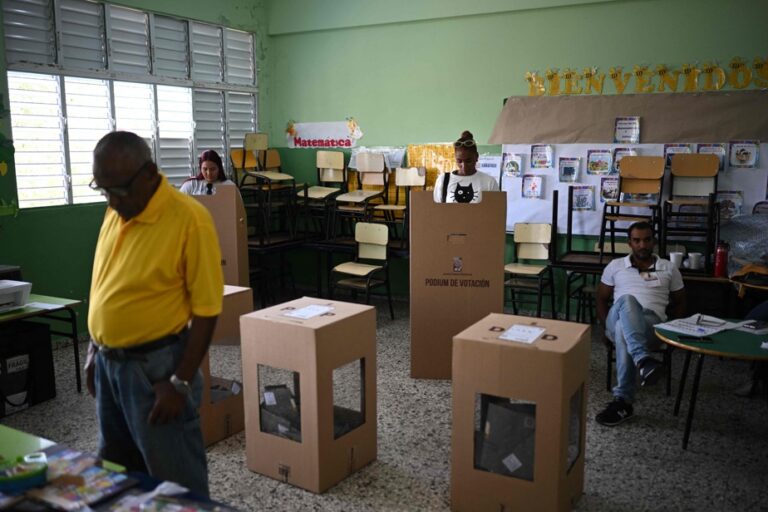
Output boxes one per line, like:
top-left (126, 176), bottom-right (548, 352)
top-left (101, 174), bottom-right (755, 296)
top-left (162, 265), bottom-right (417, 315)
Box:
top-left (95, 334), bottom-right (208, 496)
top-left (605, 295), bottom-right (661, 403)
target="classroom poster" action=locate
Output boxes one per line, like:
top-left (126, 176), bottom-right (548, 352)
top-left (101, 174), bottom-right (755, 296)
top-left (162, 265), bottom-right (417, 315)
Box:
top-left (522, 174), bottom-right (544, 198)
top-left (664, 143), bottom-right (692, 169)
top-left (530, 145), bottom-right (553, 168)
top-left (587, 149), bottom-right (612, 175)
top-left (612, 147), bottom-right (637, 174)
top-left (614, 116), bottom-right (640, 143)
top-left (477, 155), bottom-right (502, 180)
top-left (502, 152), bottom-right (523, 177)
top-left (558, 157), bottom-right (580, 183)
top-left (729, 141), bottom-right (760, 168)
top-left (571, 185), bottom-right (595, 211)
top-left (697, 143), bottom-right (727, 172)
top-left (600, 176), bottom-right (619, 202)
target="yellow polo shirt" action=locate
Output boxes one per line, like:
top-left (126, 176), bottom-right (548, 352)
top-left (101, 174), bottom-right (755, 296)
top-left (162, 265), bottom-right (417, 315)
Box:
top-left (88, 174), bottom-right (223, 348)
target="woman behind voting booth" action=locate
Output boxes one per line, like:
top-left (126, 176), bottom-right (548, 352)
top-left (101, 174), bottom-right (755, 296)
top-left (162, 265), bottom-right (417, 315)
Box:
top-left (433, 130), bottom-right (498, 203)
top-left (179, 149), bottom-right (234, 195)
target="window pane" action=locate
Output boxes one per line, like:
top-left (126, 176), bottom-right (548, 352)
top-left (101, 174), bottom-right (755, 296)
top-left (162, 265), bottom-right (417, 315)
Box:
top-left (226, 91), bottom-right (256, 151)
top-left (223, 28), bottom-right (254, 86)
top-left (107, 5), bottom-right (150, 75)
top-left (191, 22), bottom-right (222, 83)
top-left (157, 85), bottom-right (193, 184)
top-left (153, 15), bottom-right (188, 79)
top-left (8, 71), bottom-right (66, 208)
top-left (64, 76), bottom-right (109, 204)
top-left (59, 0), bottom-right (106, 71)
top-left (114, 81), bottom-right (155, 156)
top-left (192, 89), bottom-right (224, 167)
top-left (3, 0), bottom-right (56, 66)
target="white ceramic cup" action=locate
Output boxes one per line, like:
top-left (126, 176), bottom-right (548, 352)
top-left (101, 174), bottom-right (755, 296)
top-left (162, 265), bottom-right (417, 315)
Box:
top-left (670, 252), bottom-right (684, 268)
top-left (688, 252), bottom-right (703, 270)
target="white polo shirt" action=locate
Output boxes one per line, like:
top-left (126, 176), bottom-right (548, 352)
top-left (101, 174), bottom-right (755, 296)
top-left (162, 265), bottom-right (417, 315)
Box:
top-left (600, 254), bottom-right (684, 321)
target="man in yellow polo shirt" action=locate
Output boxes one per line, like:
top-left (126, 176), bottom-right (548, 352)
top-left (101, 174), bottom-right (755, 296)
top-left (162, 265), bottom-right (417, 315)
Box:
top-left (85, 131), bottom-right (223, 496)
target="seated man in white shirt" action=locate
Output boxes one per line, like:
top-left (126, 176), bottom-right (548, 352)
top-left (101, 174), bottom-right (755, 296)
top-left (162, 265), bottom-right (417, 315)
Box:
top-left (596, 221), bottom-right (686, 426)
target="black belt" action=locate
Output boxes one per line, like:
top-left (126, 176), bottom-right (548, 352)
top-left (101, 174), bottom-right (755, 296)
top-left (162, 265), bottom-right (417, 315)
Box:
top-left (98, 329), bottom-right (187, 361)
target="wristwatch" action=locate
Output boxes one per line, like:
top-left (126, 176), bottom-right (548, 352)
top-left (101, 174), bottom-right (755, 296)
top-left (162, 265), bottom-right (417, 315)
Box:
top-left (170, 374), bottom-right (192, 396)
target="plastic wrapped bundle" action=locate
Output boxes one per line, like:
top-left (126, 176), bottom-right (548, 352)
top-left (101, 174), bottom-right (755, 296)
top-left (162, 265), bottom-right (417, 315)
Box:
top-left (720, 214), bottom-right (768, 275)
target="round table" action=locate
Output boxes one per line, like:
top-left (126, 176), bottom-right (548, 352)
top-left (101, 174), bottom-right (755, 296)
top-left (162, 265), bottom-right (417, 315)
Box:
top-left (654, 326), bottom-right (768, 449)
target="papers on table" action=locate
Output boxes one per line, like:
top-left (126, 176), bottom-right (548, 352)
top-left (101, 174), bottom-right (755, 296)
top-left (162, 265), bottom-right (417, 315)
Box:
top-left (25, 301), bottom-right (62, 310)
top-left (282, 304), bottom-right (333, 319)
top-left (655, 314), bottom-right (749, 337)
top-left (499, 325), bottom-right (545, 344)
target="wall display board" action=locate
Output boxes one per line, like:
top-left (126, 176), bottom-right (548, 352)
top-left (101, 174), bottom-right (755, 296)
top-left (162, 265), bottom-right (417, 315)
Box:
top-left (499, 143), bottom-right (767, 234)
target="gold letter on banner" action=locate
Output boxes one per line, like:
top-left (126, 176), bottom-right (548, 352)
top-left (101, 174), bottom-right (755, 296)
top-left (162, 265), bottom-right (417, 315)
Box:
top-left (656, 65), bottom-right (680, 92)
top-left (583, 67), bottom-right (605, 94)
top-left (681, 64), bottom-right (700, 92)
top-left (633, 65), bottom-right (655, 93)
top-left (609, 67), bottom-right (631, 94)
top-left (545, 68), bottom-right (561, 96)
top-left (525, 72), bottom-right (546, 96)
top-left (701, 62), bottom-right (726, 91)
top-left (753, 57), bottom-right (768, 87)
top-left (728, 57), bottom-right (752, 89)
top-left (562, 68), bottom-right (583, 95)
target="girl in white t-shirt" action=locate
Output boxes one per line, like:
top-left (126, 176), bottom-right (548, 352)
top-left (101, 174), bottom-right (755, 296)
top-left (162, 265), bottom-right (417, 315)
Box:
top-left (433, 130), bottom-right (499, 203)
top-left (179, 149), bottom-right (234, 195)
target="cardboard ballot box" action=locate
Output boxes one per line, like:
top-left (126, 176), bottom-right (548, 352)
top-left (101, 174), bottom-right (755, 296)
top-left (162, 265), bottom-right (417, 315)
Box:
top-left (195, 184), bottom-right (249, 287)
top-left (409, 191), bottom-right (506, 379)
top-left (199, 285), bottom-right (253, 446)
top-left (240, 297), bottom-right (377, 493)
top-left (451, 314), bottom-right (590, 512)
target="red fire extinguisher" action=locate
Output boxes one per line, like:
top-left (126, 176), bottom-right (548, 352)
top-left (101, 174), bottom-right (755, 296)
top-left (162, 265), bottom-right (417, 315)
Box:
top-left (713, 240), bottom-right (729, 278)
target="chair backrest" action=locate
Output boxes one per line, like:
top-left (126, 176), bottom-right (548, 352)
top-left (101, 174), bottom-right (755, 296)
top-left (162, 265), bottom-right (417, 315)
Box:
top-left (593, 241), bottom-right (631, 254)
top-left (356, 152), bottom-right (387, 186)
top-left (244, 132), bottom-right (268, 152)
top-left (753, 201), bottom-right (768, 214)
top-left (230, 148), bottom-right (257, 170)
top-left (261, 148), bottom-right (282, 171)
top-left (355, 222), bottom-right (388, 261)
top-left (619, 156), bottom-right (665, 195)
top-left (670, 153), bottom-right (719, 197)
top-left (316, 150), bottom-right (346, 184)
top-left (513, 223), bottom-right (551, 260)
top-left (394, 167), bottom-right (427, 187)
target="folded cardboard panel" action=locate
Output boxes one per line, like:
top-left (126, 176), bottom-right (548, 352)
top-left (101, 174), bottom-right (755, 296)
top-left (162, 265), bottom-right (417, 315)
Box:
top-left (409, 191), bottom-right (506, 379)
top-left (451, 314), bottom-right (590, 512)
top-left (199, 352), bottom-right (244, 447)
top-left (240, 297), bottom-right (377, 493)
top-left (211, 285), bottom-right (253, 346)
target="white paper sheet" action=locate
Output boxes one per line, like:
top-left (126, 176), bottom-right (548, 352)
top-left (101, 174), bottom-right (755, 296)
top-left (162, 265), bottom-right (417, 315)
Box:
top-left (282, 304), bottom-right (333, 319)
top-left (25, 301), bottom-right (62, 310)
top-left (499, 325), bottom-right (545, 344)
top-left (654, 314), bottom-right (749, 336)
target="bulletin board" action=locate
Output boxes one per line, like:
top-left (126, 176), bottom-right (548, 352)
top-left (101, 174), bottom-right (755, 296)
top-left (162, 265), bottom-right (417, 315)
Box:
top-left (499, 143), bottom-right (768, 234)
top-left (489, 91), bottom-right (768, 234)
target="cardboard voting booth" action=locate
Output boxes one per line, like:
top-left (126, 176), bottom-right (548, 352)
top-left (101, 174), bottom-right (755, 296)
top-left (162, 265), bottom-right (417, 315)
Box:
top-left (451, 314), bottom-right (590, 512)
top-left (199, 285), bottom-right (253, 446)
top-left (240, 297), bottom-right (377, 493)
top-left (195, 183), bottom-right (249, 287)
top-left (409, 191), bottom-right (506, 379)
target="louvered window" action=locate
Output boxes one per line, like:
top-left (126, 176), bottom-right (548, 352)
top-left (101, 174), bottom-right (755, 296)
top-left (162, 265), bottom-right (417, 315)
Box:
top-left (3, 0), bottom-right (56, 66)
top-left (157, 85), bottom-right (193, 184)
top-left (7, 72), bottom-right (66, 208)
top-left (113, 81), bottom-right (155, 158)
top-left (64, 76), bottom-right (110, 204)
top-left (193, 89), bottom-right (225, 167)
top-left (223, 28), bottom-right (254, 86)
top-left (191, 22), bottom-right (223, 84)
top-left (106, 5), bottom-right (150, 75)
top-left (58, 0), bottom-right (106, 71)
top-left (226, 91), bottom-right (256, 151)
top-left (153, 15), bottom-right (188, 79)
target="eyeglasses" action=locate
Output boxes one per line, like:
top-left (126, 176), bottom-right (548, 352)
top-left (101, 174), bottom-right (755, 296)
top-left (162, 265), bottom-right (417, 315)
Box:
top-left (89, 161), bottom-right (151, 197)
top-left (453, 139), bottom-right (477, 148)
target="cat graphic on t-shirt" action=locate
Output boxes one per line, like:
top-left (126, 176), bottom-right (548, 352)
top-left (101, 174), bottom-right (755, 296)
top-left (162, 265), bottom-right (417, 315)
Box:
top-left (452, 183), bottom-right (476, 203)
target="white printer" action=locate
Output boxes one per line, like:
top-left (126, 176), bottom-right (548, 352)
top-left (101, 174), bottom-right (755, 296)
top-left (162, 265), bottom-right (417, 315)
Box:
top-left (0, 280), bottom-right (32, 314)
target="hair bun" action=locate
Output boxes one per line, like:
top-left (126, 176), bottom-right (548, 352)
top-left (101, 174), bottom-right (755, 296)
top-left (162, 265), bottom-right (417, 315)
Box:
top-left (460, 130), bottom-right (474, 139)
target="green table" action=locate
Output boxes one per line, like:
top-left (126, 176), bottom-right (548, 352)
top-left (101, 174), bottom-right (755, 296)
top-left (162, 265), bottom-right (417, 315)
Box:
top-left (655, 325), bottom-right (768, 449)
top-left (0, 293), bottom-right (83, 392)
top-left (0, 425), bottom-right (55, 463)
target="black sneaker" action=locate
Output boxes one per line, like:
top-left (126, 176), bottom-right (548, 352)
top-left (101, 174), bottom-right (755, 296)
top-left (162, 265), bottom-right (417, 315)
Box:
top-left (639, 357), bottom-right (664, 387)
top-left (595, 398), bottom-right (634, 426)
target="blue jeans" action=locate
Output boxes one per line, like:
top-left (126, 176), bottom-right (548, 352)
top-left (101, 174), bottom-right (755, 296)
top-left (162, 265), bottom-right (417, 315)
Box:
top-left (95, 334), bottom-right (208, 496)
top-left (605, 295), bottom-right (661, 403)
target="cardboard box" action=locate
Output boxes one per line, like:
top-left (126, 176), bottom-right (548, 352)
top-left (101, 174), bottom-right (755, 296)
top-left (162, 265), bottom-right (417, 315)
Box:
top-left (451, 314), bottom-right (590, 512)
top-left (409, 191), bottom-right (506, 379)
top-left (195, 184), bottom-right (250, 287)
top-left (199, 352), bottom-right (245, 447)
top-left (240, 297), bottom-right (377, 493)
top-left (211, 285), bottom-right (253, 346)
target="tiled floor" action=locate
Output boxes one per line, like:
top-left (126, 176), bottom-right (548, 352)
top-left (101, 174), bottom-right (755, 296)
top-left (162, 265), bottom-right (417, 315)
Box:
top-left (4, 302), bottom-right (768, 511)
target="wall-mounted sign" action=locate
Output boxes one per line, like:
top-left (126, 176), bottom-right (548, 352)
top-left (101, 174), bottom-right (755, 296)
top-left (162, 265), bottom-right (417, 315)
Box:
top-left (285, 118), bottom-right (363, 148)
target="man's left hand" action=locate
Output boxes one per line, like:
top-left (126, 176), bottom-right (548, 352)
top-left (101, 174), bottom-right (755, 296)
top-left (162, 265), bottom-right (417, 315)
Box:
top-left (148, 380), bottom-right (187, 425)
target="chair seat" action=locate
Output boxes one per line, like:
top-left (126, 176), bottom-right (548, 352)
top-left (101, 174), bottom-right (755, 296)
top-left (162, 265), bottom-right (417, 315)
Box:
top-left (605, 214), bottom-right (652, 223)
top-left (255, 171), bottom-right (294, 181)
top-left (504, 263), bottom-right (547, 276)
top-left (337, 205), bottom-right (367, 213)
top-left (504, 278), bottom-right (545, 289)
top-left (666, 198), bottom-right (709, 206)
top-left (336, 190), bottom-right (381, 203)
top-left (374, 204), bottom-right (406, 211)
top-left (301, 186), bottom-right (339, 199)
top-left (332, 261), bottom-right (382, 277)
